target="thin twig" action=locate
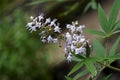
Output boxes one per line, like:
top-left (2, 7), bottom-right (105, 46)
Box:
top-left (96, 61), bottom-right (120, 72)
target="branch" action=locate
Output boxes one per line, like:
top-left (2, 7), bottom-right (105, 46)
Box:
top-left (96, 61), bottom-right (120, 72)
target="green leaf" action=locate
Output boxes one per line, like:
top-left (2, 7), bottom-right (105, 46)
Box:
top-left (27, 0), bottom-right (50, 6)
top-left (73, 69), bottom-right (89, 80)
top-left (65, 76), bottom-right (75, 80)
top-left (109, 0), bottom-right (120, 31)
top-left (109, 36), bottom-right (120, 56)
top-left (93, 39), bottom-right (106, 58)
top-left (112, 30), bottom-right (120, 35)
top-left (85, 58), bottom-right (96, 76)
top-left (91, 1), bottom-right (97, 10)
top-left (108, 54), bottom-right (120, 60)
top-left (112, 20), bottom-right (120, 31)
top-left (86, 42), bottom-right (91, 58)
top-left (70, 51), bottom-right (85, 59)
top-left (83, 0), bottom-right (97, 13)
top-left (67, 61), bottom-right (84, 76)
top-left (83, 2), bottom-right (92, 13)
top-left (85, 29), bottom-right (105, 37)
top-left (72, 56), bottom-right (82, 62)
top-left (59, 2), bottom-right (79, 17)
top-left (101, 74), bottom-right (112, 80)
top-left (89, 77), bottom-right (93, 80)
top-left (27, 0), bottom-right (65, 6)
top-left (98, 4), bottom-right (108, 33)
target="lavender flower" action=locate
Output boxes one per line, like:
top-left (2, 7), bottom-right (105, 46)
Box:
top-left (38, 13), bottom-right (44, 21)
top-left (66, 53), bottom-right (73, 63)
top-left (54, 26), bottom-right (61, 33)
top-left (45, 18), bottom-right (51, 24)
top-left (26, 15), bottom-right (90, 63)
top-left (64, 21), bottom-right (88, 62)
top-left (26, 13), bottom-right (61, 43)
top-left (47, 35), bottom-right (53, 43)
top-left (49, 19), bottom-right (57, 27)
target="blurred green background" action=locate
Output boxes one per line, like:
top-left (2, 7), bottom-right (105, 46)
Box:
top-left (0, 0), bottom-right (98, 80)
top-left (0, 0), bottom-right (53, 80)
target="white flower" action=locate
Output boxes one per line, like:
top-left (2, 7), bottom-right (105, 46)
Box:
top-left (76, 36), bottom-right (81, 41)
top-left (76, 25), bottom-right (85, 33)
top-left (47, 35), bottom-right (53, 43)
top-left (80, 47), bottom-right (86, 54)
top-left (54, 25), bottom-right (61, 33)
top-left (75, 48), bottom-right (80, 54)
top-left (70, 44), bottom-right (76, 51)
top-left (30, 16), bottom-right (34, 20)
top-left (75, 47), bottom-right (86, 55)
top-left (64, 47), bottom-right (68, 53)
top-left (35, 21), bottom-right (42, 28)
top-left (74, 21), bottom-right (78, 25)
top-left (31, 26), bottom-right (36, 32)
top-left (45, 18), bottom-right (51, 24)
top-left (67, 53), bottom-right (72, 63)
top-left (49, 19), bottom-right (57, 27)
top-left (41, 38), bottom-right (46, 43)
top-left (39, 31), bottom-right (45, 35)
top-left (41, 36), bottom-right (46, 43)
top-left (70, 25), bottom-right (76, 33)
top-left (72, 40), bottom-right (77, 45)
top-left (38, 13), bottom-right (44, 21)
top-left (66, 24), bottom-right (72, 28)
top-left (26, 22), bottom-right (33, 29)
top-left (73, 34), bottom-right (77, 40)
top-left (66, 24), bottom-right (75, 33)
top-left (65, 32), bottom-right (72, 44)
top-left (80, 38), bottom-right (85, 43)
top-left (27, 23), bottom-right (37, 33)
top-left (27, 13), bottom-right (61, 44)
top-left (33, 17), bottom-right (38, 22)
top-left (73, 34), bottom-right (80, 41)
top-left (72, 21), bottom-right (78, 26)
top-left (53, 38), bottom-right (58, 43)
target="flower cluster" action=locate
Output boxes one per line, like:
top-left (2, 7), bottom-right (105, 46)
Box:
top-left (64, 21), bottom-right (88, 62)
top-left (26, 13), bottom-right (61, 43)
top-left (26, 14), bottom-right (89, 62)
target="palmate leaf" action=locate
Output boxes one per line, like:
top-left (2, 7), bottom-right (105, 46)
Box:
top-left (109, 0), bottom-right (120, 31)
top-left (85, 58), bottom-right (96, 76)
top-left (109, 36), bottom-right (120, 56)
top-left (67, 61), bottom-right (84, 76)
top-left (98, 4), bottom-right (108, 33)
top-left (93, 39), bottom-right (106, 58)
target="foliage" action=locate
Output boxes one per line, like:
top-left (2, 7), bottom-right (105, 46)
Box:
top-left (28, 0), bottom-right (97, 17)
top-left (66, 0), bottom-right (120, 80)
top-left (25, 0), bottom-right (120, 79)
top-left (0, 9), bottom-right (52, 80)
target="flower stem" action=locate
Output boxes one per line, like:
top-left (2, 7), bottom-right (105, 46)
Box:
top-left (106, 65), bottom-right (120, 72)
top-left (105, 37), bottom-right (109, 56)
top-left (97, 61), bottom-right (120, 72)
